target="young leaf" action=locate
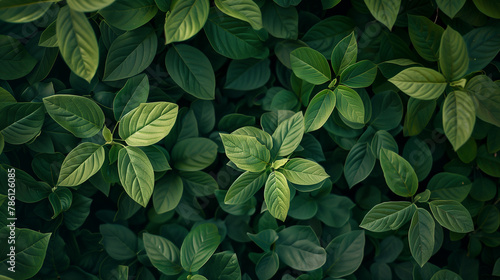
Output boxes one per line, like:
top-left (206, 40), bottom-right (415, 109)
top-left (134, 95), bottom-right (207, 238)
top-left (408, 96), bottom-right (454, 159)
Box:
top-left (100, 0), bottom-right (158, 31)
top-left (48, 187), bottom-right (73, 219)
top-left (214, 0), bottom-right (263, 30)
top-left (280, 158), bottom-right (329, 185)
top-left (389, 67), bottom-right (447, 100)
top-left (301, 16), bottom-right (355, 57)
top-left (429, 200), bottom-right (474, 233)
top-left (364, 0), bottom-right (401, 30)
top-left (220, 134), bottom-right (270, 172)
top-left (380, 148), bottom-right (419, 197)
top-left (164, 0), bottom-right (209, 44)
top-left (271, 112), bottom-right (305, 157)
top-left (335, 85), bottom-right (365, 124)
top-left (331, 32), bottom-right (357, 75)
top-left (408, 15), bottom-right (443, 62)
top-left (290, 47), bottom-right (331, 85)
top-left (0, 103), bottom-right (44, 145)
top-left (180, 223), bottom-right (221, 272)
top-left (232, 126), bottom-right (273, 151)
top-left (264, 171), bottom-right (290, 221)
top-left (57, 143), bottom-right (105, 187)
top-left (439, 26), bottom-right (469, 81)
top-left (340, 60), bottom-right (377, 88)
top-left (143, 233), bottom-right (183, 275)
top-left (275, 226), bottom-right (326, 271)
top-left (304, 89), bottom-right (336, 132)
top-left (225, 171), bottom-right (268, 205)
top-left (56, 6), bottom-right (99, 82)
top-left (344, 143), bottom-right (376, 188)
top-left (360, 201), bottom-right (417, 232)
top-left (118, 146), bottom-right (155, 207)
top-left (199, 252), bottom-right (242, 280)
top-left (409, 208), bottom-right (435, 267)
top-left (323, 230), bottom-right (365, 278)
top-left (442, 91), bottom-right (476, 151)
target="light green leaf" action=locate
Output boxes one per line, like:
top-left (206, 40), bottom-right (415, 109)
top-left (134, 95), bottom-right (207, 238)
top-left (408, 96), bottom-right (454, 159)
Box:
top-left (104, 26), bottom-right (157, 81)
top-left (364, 0), bottom-right (401, 30)
top-left (262, 2), bottom-right (298, 39)
top-left (153, 173), bottom-right (183, 214)
top-left (271, 111), bottom-right (305, 157)
top-left (429, 200), bottom-right (474, 233)
top-left (43, 95), bottom-right (105, 138)
top-left (275, 226), bottom-right (326, 271)
top-left (340, 60), bottom-right (377, 88)
top-left (280, 158), bottom-right (329, 185)
top-left (166, 44), bottom-right (216, 100)
top-left (143, 233), bottom-right (183, 275)
top-left (360, 201), bottom-right (417, 232)
top-left (344, 143), bottom-right (376, 188)
top-left (0, 35), bottom-right (37, 80)
top-left (232, 126), bottom-right (273, 151)
top-left (290, 47), bottom-right (331, 85)
top-left (380, 148), bottom-right (419, 197)
top-left (57, 142), bottom-right (105, 187)
top-left (466, 75), bottom-right (500, 127)
top-left (220, 134), bottom-right (270, 172)
top-left (171, 137), bottom-right (218, 171)
top-left (439, 26), bottom-right (468, 81)
top-left (67, 0), bottom-right (115, 12)
top-left (408, 15), bottom-right (443, 62)
top-left (119, 102), bottom-right (178, 146)
top-left (100, 0), bottom-right (158, 31)
top-left (99, 224), bottom-right (137, 260)
top-left (224, 59), bottom-right (271, 91)
top-left (436, 0), bottom-right (466, 18)
top-left (323, 231), bottom-right (365, 278)
top-left (0, 103), bottom-right (44, 145)
top-left (389, 67), bottom-right (447, 100)
top-left (215, 0), bottom-right (262, 30)
top-left (409, 208), bottom-right (435, 267)
top-left (118, 146), bottom-right (155, 207)
top-left (56, 6), bottom-right (99, 82)
top-left (331, 31), bottom-right (357, 75)
top-left (181, 223), bottom-right (221, 272)
top-left (225, 171), bottom-right (268, 205)
top-left (0, 1), bottom-right (53, 23)
top-left (335, 85), bottom-right (365, 124)
top-left (442, 91), bottom-right (476, 150)
top-left (304, 89), bottom-right (336, 132)
top-left (264, 171), bottom-right (290, 221)
top-left (164, 0), bottom-right (209, 44)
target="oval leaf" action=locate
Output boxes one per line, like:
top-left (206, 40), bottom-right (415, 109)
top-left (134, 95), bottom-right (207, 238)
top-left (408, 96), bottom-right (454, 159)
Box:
top-left (380, 148), bottom-right (419, 197)
top-left (442, 91), bottom-right (476, 151)
top-left (118, 146), bottom-right (155, 207)
top-left (180, 223), bottom-right (221, 272)
top-left (57, 142), bottom-right (105, 187)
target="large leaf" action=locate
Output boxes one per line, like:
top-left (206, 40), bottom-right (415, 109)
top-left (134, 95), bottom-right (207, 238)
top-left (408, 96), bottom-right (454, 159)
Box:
top-left (442, 91), bottom-right (476, 150)
top-left (143, 233), bottom-right (183, 275)
top-left (171, 137), bottom-right (218, 171)
top-left (0, 228), bottom-right (51, 279)
top-left (344, 143), bottom-right (376, 188)
top-left (164, 0), bottom-right (209, 44)
top-left (280, 158), bottom-right (329, 185)
top-left (56, 6), bottom-right (99, 82)
top-left (262, 2), bottom-right (298, 39)
top-left (335, 85), bottom-right (365, 124)
top-left (380, 148), bottom-right (419, 197)
top-left (389, 67), bottom-right (447, 100)
top-left (436, 0), bottom-right (466, 18)
top-left (104, 26), bottom-right (157, 81)
top-left (364, 0), bottom-right (401, 30)
top-left (0, 35), bottom-right (37, 80)
top-left (67, 0), bottom-right (115, 12)
top-left (340, 60), bottom-right (377, 88)
top-left (409, 208), bottom-right (435, 267)
top-left (118, 102), bottom-right (178, 146)
top-left (271, 112), bottom-right (304, 157)
top-left (99, 224), bottom-right (137, 260)
top-left (264, 171), bottom-right (290, 221)
top-left (331, 31), bottom-right (357, 75)
top-left (113, 74), bottom-right (149, 121)
top-left (180, 223), bottom-right (221, 272)
top-left (439, 26), bottom-right (468, 81)
top-left (323, 230), bottom-right (365, 278)
top-left (43, 95), bottom-right (105, 138)
top-left (118, 146), bottom-right (155, 207)
top-left (225, 171), bottom-right (268, 205)
top-left (0, 103), bottom-right (44, 145)
top-left (290, 47), bottom-right (331, 85)
top-left (360, 201), bottom-right (417, 232)
top-left (57, 142), bottom-right (105, 187)
top-left (220, 134), bottom-right (270, 172)
top-left (275, 226), bottom-right (326, 271)
top-left (215, 0), bottom-right (262, 30)
top-left (304, 89), bottom-right (336, 132)
top-left (466, 75), bottom-right (500, 127)
top-left (408, 15), bottom-right (443, 62)
top-left (429, 200), bottom-right (474, 233)
top-left (166, 44), bottom-right (216, 100)
top-left (100, 0), bottom-right (158, 31)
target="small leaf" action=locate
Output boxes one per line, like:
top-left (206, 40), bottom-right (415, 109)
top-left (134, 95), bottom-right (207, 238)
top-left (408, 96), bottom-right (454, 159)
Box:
top-left (335, 85), bottom-right (365, 124)
top-left (360, 201), bottom-right (417, 232)
top-left (389, 67), bottom-right (447, 100)
top-left (264, 171), bottom-right (290, 221)
top-left (344, 143), bottom-right (376, 188)
top-left (380, 148), bottom-right (419, 197)
top-left (442, 91), bottom-right (476, 150)
top-left (409, 208), bottom-right (435, 267)
top-left (57, 142), bottom-right (105, 187)
top-left (340, 60), bottom-right (377, 88)
top-left (180, 223), bottom-right (221, 272)
top-left (118, 146), bottom-right (155, 207)
top-left (466, 75), bottom-right (500, 127)
top-left (48, 187), bottom-right (73, 219)
top-left (113, 74), bottom-right (149, 121)
top-left (271, 111), bottom-right (305, 157)
top-left (100, 0), bottom-right (158, 31)
top-left (100, 224), bottom-right (137, 260)
top-left (290, 47), bottom-right (331, 85)
top-left (280, 158), bottom-right (329, 185)
top-left (429, 200), bottom-right (474, 233)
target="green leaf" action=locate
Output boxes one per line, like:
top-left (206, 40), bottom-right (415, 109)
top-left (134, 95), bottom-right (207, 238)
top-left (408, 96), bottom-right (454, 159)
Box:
top-left (118, 146), bottom-right (155, 207)
top-left (271, 111), bottom-right (305, 157)
top-left (264, 171), bottom-right (290, 221)
top-left (304, 89), bottom-right (336, 132)
top-left (280, 158), bottom-right (329, 185)
top-left (335, 85), bottom-right (365, 124)
top-left (439, 26), bottom-right (468, 81)
top-left (275, 226), bottom-right (326, 271)
top-left (316, 194), bottom-right (355, 227)
top-left (99, 224), bottom-right (137, 260)
top-left (248, 229), bottom-right (279, 252)
top-left (0, 1), bottom-right (52, 23)
top-left (262, 2), bottom-right (298, 39)
top-left (164, 0), bottom-right (209, 44)
top-left (429, 200), bottom-right (474, 233)
top-left (428, 173), bottom-right (471, 202)
top-left (153, 173), bottom-right (183, 214)
top-left (301, 16), bottom-right (355, 57)
top-left (477, 145), bottom-right (500, 177)
top-left (380, 148), bottom-right (419, 197)
top-left (199, 252), bottom-right (242, 280)
top-left (371, 130), bottom-right (399, 158)
top-left (0, 103), bottom-right (44, 145)
top-left (180, 223), bottom-right (221, 272)
top-left (464, 25), bottom-right (500, 73)
top-left (331, 32), bottom-right (357, 75)
top-left (404, 98), bottom-right (436, 136)
top-left (180, 171), bottom-right (218, 197)
top-left (57, 142), bottom-right (105, 187)
top-left (64, 192), bottom-right (92, 230)
top-left (360, 201), bottom-right (417, 232)
top-left (100, 0), bottom-right (158, 31)
top-left (224, 59), bottom-right (271, 91)
top-left (225, 171), bottom-right (268, 205)
top-left (104, 26), bottom-right (157, 81)
top-left (408, 15), bottom-right (443, 62)
top-left (430, 269), bottom-right (463, 280)
top-left (364, 0), bottom-right (401, 30)
top-left (255, 251), bottom-right (279, 280)
top-left (118, 102), bottom-right (178, 146)
top-left (323, 230), bottom-right (365, 278)
top-left (215, 0), bottom-right (262, 30)
top-left (56, 6), bottom-right (99, 82)
top-left (436, 0), bottom-right (466, 18)
top-left (340, 60), bottom-right (377, 88)
top-left (113, 74), bottom-right (149, 121)
top-left (0, 228), bottom-right (51, 279)
top-left (43, 95), bottom-right (105, 138)
top-left (0, 165), bottom-right (52, 203)
top-left (344, 143), bottom-right (376, 188)
top-left (220, 134), bottom-right (270, 172)
top-left (290, 47), bottom-right (331, 85)
top-left (48, 187), bottom-right (72, 218)
top-left (472, 0), bottom-right (500, 19)
top-left (0, 35), bottom-right (37, 80)
top-left (166, 44), bottom-right (216, 100)
top-left (67, 0), bottom-right (115, 12)
top-left (172, 137), bottom-right (218, 171)
top-left (466, 75), bottom-right (500, 127)
top-left (442, 91), bottom-right (476, 150)
top-left (389, 67), bottom-right (447, 100)
top-left (143, 233), bottom-right (183, 275)
top-left (409, 208), bottom-right (435, 267)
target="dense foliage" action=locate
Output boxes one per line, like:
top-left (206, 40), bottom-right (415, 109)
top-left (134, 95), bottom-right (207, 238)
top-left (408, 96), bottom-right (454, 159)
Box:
top-left (1, 0), bottom-right (500, 279)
